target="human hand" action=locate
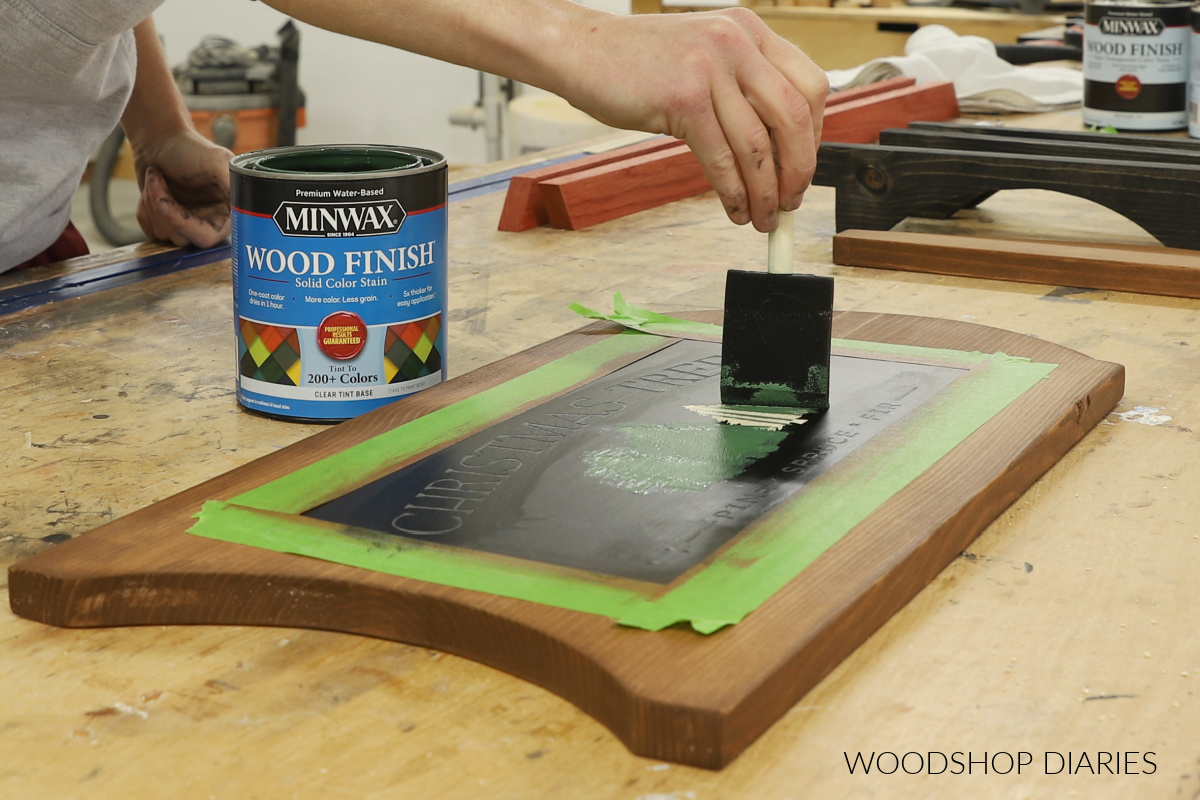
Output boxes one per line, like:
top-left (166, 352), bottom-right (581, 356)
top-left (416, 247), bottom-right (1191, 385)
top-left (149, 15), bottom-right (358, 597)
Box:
top-left (132, 130), bottom-right (233, 248)
top-left (553, 7), bottom-right (826, 233)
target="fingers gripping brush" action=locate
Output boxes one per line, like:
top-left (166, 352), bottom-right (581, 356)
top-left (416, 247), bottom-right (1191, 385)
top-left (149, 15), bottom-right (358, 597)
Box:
top-left (719, 206), bottom-right (834, 414)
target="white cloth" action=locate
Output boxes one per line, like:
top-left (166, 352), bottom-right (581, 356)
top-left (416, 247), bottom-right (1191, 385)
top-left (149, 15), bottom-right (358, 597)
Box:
top-left (826, 25), bottom-right (1083, 114)
top-left (0, 0), bottom-right (163, 271)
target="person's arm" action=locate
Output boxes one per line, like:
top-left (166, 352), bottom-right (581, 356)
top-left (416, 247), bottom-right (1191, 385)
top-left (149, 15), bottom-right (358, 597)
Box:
top-left (121, 18), bottom-right (232, 248)
top-left (261, 0), bottom-right (826, 232)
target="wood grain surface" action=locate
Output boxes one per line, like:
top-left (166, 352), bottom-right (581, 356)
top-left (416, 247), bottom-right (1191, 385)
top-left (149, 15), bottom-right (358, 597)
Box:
top-left (2, 122), bottom-right (1199, 798)
top-left (8, 310), bottom-right (1122, 768)
top-left (832, 230), bottom-right (1200, 299)
top-left (883, 123), bottom-right (1200, 165)
top-left (754, 5), bottom-right (1066, 70)
top-left (538, 144), bottom-right (709, 230)
top-left (827, 76), bottom-right (917, 108)
top-left (822, 81), bottom-right (959, 144)
top-left (497, 136), bottom-right (677, 232)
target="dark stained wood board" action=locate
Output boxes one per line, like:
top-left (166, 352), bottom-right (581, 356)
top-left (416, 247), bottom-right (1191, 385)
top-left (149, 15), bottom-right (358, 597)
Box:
top-left (302, 340), bottom-right (956, 585)
top-left (814, 125), bottom-right (1200, 249)
top-left (881, 124), bottom-right (1200, 167)
top-left (908, 119), bottom-right (1200, 153)
top-left (833, 230), bottom-right (1200, 299)
top-left (7, 312), bottom-right (1124, 769)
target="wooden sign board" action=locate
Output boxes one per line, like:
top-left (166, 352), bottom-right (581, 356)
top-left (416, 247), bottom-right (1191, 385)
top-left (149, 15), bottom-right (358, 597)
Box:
top-left (7, 312), bottom-right (1123, 769)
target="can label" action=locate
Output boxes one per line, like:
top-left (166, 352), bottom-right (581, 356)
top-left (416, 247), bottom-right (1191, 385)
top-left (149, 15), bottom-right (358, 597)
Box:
top-left (1083, 1), bottom-right (1191, 130)
top-left (230, 146), bottom-right (448, 421)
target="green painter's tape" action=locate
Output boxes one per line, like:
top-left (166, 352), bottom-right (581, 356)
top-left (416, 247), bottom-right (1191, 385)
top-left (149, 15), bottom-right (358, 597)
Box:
top-left (192, 502), bottom-right (647, 617)
top-left (190, 314), bottom-right (1056, 634)
top-left (571, 293), bottom-right (723, 341)
top-left (228, 330), bottom-right (666, 512)
top-left (616, 351), bottom-right (1055, 632)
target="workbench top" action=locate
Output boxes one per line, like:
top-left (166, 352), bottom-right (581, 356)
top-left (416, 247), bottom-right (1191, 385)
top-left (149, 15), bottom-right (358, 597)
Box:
top-left (2, 122), bottom-right (1197, 798)
top-left (753, 3), bottom-right (1069, 69)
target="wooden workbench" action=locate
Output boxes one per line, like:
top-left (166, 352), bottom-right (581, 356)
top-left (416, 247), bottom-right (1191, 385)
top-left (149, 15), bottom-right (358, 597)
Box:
top-left (630, 1), bottom-right (1068, 70)
top-left (754, 4), bottom-right (1067, 69)
top-left (2, 123), bottom-right (1197, 798)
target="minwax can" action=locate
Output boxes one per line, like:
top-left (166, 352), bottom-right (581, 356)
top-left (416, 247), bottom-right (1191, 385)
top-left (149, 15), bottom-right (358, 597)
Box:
top-left (1083, 0), bottom-right (1191, 131)
top-left (230, 145), bottom-right (448, 422)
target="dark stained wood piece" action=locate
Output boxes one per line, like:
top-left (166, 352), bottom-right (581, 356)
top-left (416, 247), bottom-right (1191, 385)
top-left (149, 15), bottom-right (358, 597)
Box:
top-left (821, 81), bottom-right (959, 144)
top-left (537, 142), bottom-right (711, 230)
top-left (496, 136), bottom-right (680, 232)
top-left (880, 126), bottom-right (1200, 166)
top-left (826, 76), bottom-right (917, 107)
top-left (908, 120), bottom-right (1200, 152)
top-left (833, 230), bottom-right (1200, 299)
top-left (7, 313), bottom-right (1123, 769)
top-left (813, 139), bottom-right (1200, 250)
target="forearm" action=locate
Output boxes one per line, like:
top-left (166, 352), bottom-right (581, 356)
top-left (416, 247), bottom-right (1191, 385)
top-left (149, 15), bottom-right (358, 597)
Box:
top-left (220, 2), bottom-right (826, 232)
top-left (120, 17), bottom-right (195, 154)
top-left (260, 0), bottom-right (595, 98)
top-left (120, 17), bottom-right (232, 248)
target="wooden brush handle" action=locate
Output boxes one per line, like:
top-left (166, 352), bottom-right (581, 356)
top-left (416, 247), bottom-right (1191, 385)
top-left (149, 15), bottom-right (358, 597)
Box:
top-left (767, 209), bottom-right (795, 275)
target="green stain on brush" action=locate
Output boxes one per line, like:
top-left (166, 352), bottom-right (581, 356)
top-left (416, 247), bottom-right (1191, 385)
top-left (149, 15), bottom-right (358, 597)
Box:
top-left (748, 383), bottom-right (799, 406)
top-left (804, 365), bottom-right (829, 393)
top-left (719, 363), bottom-right (829, 408)
top-left (584, 423), bottom-right (787, 493)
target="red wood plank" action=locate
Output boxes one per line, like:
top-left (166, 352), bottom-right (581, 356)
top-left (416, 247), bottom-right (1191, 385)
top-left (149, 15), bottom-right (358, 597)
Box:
top-left (822, 81), bottom-right (959, 144)
top-left (537, 143), bottom-right (711, 230)
top-left (497, 137), bottom-right (681, 232)
top-left (826, 76), bottom-right (917, 108)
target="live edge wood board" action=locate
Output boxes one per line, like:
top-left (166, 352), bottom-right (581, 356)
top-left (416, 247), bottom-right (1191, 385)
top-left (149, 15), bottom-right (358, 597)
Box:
top-left (7, 311), bottom-right (1123, 769)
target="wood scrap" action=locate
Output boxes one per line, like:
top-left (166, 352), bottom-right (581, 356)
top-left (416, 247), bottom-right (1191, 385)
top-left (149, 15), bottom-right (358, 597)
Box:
top-left (497, 136), bottom-right (679, 232)
top-left (827, 76), bottom-right (916, 107)
top-left (881, 125), bottom-right (1200, 166)
top-left (822, 81), bottom-right (959, 144)
top-left (909, 120), bottom-right (1200, 153)
top-left (496, 78), bottom-right (951, 232)
top-left (832, 229), bottom-right (1200, 299)
top-left (537, 142), bottom-right (710, 230)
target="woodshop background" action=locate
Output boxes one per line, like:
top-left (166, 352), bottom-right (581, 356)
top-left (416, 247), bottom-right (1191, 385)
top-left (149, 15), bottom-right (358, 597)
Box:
top-left (9, 143), bottom-right (1198, 798)
top-left (22, 2), bottom-right (1194, 798)
top-left (150, 0), bottom-right (634, 167)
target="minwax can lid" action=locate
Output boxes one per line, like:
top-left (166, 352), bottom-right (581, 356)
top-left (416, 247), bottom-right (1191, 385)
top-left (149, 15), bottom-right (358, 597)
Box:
top-left (230, 144), bottom-right (445, 180)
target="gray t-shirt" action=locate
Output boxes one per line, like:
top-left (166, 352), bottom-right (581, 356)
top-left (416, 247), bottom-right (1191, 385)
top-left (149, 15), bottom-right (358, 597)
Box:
top-left (0, 0), bottom-right (162, 270)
